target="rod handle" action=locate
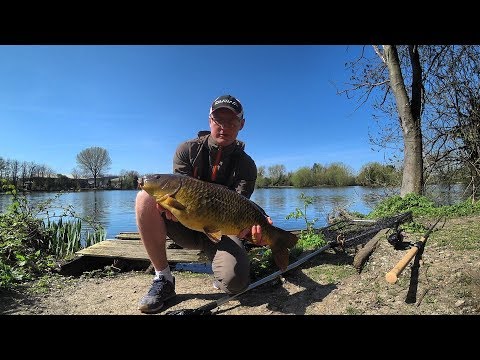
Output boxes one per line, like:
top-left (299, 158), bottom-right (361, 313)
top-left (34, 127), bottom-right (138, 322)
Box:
top-left (385, 237), bottom-right (426, 284)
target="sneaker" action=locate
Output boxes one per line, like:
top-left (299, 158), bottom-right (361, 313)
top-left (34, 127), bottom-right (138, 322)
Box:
top-left (138, 275), bottom-right (176, 314)
top-left (212, 279), bottom-right (221, 290)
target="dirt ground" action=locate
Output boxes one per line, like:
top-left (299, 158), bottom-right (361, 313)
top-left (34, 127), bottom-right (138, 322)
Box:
top-left (1, 216), bottom-right (480, 316)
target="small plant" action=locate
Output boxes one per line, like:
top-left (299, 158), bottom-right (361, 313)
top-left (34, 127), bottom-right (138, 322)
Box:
top-left (286, 193), bottom-right (326, 256)
top-left (249, 247), bottom-right (274, 279)
top-left (80, 265), bottom-right (119, 279)
top-left (286, 193), bottom-right (317, 232)
top-left (249, 192), bottom-right (327, 279)
top-left (345, 306), bottom-right (363, 315)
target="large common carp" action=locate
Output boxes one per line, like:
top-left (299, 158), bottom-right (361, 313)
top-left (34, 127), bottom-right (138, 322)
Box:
top-left (139, 173), bottom-right (298, 271)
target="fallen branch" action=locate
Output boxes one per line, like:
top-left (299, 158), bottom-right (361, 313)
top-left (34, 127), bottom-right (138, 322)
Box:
top-left (353, 228), bottom-right (389, 273)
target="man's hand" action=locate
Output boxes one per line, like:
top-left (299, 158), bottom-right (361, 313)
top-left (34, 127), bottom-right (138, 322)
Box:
top-left (238, 217), bottom-right (273, 246)
top-left (156, 204), bottom-right (178, 222)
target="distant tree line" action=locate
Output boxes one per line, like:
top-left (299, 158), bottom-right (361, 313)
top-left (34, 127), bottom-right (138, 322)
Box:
top-left (255, 161), bottom-right (471, 189)
top-left (0, 148), bottom-right (139, 192)
top-left (2, 146), bottom-right (471, 193)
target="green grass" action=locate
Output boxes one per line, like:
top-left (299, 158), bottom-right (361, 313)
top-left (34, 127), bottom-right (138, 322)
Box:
top-left (24, 273), bottom-right (76, 296)
top-left (345, 306), bottom-right (364, 315)
top-left (304, 263), bottom-right (356, 284)
top-left (367, 194), bottom-right (480, 234)
top-left (423, 295), bottom-right (436, 304)
top-left (453, 287), bottom-right (473, 299)
top-left (429, 216), bottom-right (480, 250)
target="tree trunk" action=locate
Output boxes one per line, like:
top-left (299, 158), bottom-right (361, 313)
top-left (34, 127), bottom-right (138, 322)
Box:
top-left (383, 45), bottom-right (424, 196)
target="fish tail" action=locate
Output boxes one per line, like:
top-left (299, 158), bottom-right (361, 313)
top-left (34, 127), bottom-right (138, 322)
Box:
top-left (269, 226), bottom-right (298, 249)
top-left (266, 227), bottom-right (299, 271)
top-left (271, 246), bottom-right (289, 272)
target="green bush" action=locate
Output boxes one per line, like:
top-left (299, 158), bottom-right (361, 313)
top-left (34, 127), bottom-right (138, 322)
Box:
top-left (369, 193), bottom-right (480, 219)
top-left (367, 192), bottom-right (480, 233)
top-left (0, 180), bottom-right (105, 290)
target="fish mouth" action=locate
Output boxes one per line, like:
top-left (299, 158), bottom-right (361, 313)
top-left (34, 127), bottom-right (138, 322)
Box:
top-left (138, 174), bottom-right (159, 188)
top-left (138, 174), bottom-right (181, 194)
top-left (138, 175), bottom-right (155, 189)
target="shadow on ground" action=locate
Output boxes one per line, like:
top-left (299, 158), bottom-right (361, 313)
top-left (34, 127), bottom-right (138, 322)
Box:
top-left (202, 249), bottom-right (356, 315)
top-left (301, 249), bottom-right (355, 268)
top-left (0, 287), bottom-right (39, 315)
top-left (211, 269), bottom-right (337, 315)
top-left (161, 292), bottom-right (223, 311)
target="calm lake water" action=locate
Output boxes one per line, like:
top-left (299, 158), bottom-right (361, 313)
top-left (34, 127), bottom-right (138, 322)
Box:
top-left (0, 184), bottom-right (468, 240)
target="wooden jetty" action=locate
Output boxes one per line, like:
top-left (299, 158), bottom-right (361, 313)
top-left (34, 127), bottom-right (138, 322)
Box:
top-left (60, 230), bottom-right (303, 276)
top-left (60, 232), bottom-right (207, 276)
top-left (76, 237), bottom-right (204, 263)
top-left (76, 230), bottom-right (303, 263)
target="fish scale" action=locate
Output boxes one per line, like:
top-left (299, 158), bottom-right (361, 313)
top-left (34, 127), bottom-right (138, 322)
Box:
top-left (140, 173), bottom-right (298, 271)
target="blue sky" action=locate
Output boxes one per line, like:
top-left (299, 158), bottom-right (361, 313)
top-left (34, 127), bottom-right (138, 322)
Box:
top-left (0, 45), bottom-right (390, 177)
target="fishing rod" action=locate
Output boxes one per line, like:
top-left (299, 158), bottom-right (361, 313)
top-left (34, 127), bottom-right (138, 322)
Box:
top-left (165, 220), bottom-right (349, 316)
top-left (385, 216), bottom-right (443, 284)
top-left (167, 242), bottom-right (332, 315)
top-left (166, 211), bottom-right (412, 315)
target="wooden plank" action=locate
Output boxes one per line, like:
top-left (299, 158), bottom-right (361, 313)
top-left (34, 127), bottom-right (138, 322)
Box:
top-left (115, 232), bottom-right (141, 240)
top-left (76, 239), bottom-right (205, 263)
top-left (116, 230), bottom-right (304, 240)
top-left (115, 233), bottom-right (178, 245)
top-left (79, 229), bottom-right (304, 265)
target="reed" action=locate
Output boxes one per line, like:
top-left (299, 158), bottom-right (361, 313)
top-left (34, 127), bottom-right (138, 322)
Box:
top-left (44, 217), bottom-right (105, 258)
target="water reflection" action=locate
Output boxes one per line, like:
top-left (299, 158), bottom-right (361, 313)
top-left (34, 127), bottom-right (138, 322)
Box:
top-left (78, 190), bottom-right (109, 228)
top-left (250, 186), bottom-right (390, 230)
top-left (425, 183), bottom-right (469, 206)
top-left (0, 185), bottom-right (472, 239)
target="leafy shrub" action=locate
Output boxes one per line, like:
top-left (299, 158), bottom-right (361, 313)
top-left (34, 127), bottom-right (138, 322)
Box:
top-left (0, 180), bottom-right (105, 289)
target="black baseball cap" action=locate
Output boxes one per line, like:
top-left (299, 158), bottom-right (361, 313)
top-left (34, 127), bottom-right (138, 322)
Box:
top-left (209, 94), bottom-right (244, 119)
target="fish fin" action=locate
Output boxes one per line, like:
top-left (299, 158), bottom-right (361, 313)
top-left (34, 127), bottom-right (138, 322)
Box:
top-left (159, 195), bottom-right (186, 211)
top-left (284, 231), bottom-right (299, 249)
top-left (270, 226), bottom-right (299, 249)
top-left (271, 246), bottom-right (290, 272)
top-left (204, 228), bottom-right (223, 243)
top-left (156, 194), bottom-right (170, 202)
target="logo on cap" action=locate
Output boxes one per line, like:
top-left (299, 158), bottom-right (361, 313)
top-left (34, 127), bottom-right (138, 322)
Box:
top-left (210, 95), bottom-right (244, 119)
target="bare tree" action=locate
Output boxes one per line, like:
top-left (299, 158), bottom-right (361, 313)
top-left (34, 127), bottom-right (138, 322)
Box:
top-left (257, 166), bottom-right (266, 179)
top-left (422, 45), bottom-right (480, 201)
top-left (76, 146), bottom-right (112, 188)
top-left (71, 168), bottom-right (82, 179)
top-left (10, 159), bottom-right (19, 187)
top-left (383, 45), bottom-right (424, 195)
top-left (19, 161), bottom-right (38, 189)
top-left (341, 45), bottom-right (424, 196)
top-left (0, 157), bottom-right (6, 179)
top-left (342, 45), bottom-right (480, 199)
top-left (268, 164), bottom-right (287, 186)
top-left (35, 163), bottom-right (54, 178)
top-left (71, 168), bottom-right (84, 190)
